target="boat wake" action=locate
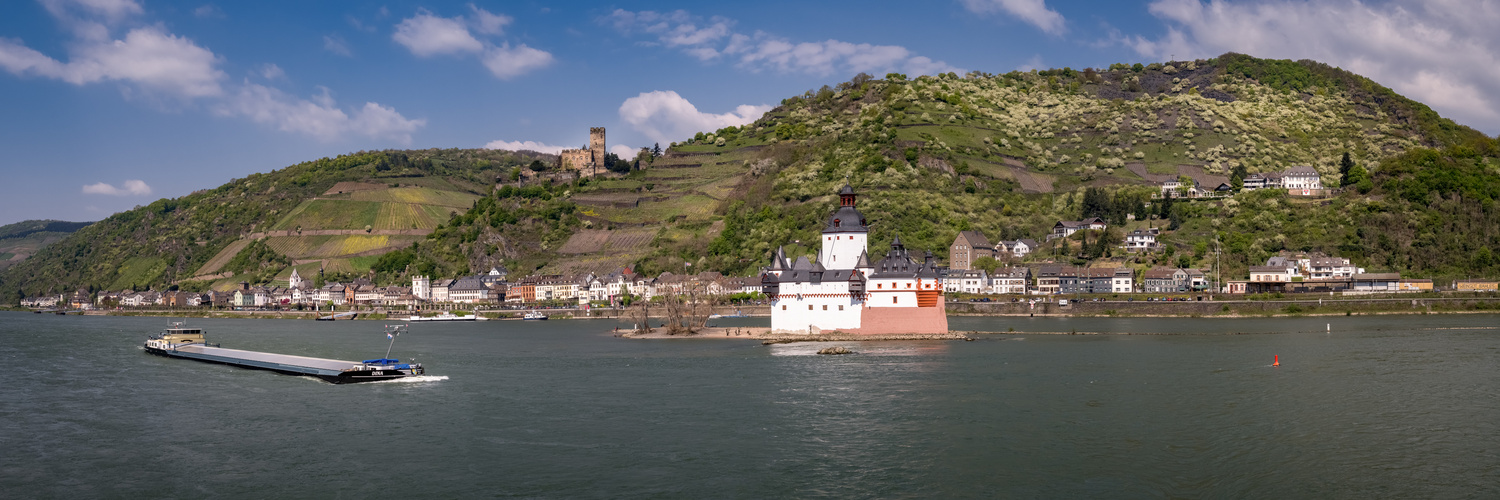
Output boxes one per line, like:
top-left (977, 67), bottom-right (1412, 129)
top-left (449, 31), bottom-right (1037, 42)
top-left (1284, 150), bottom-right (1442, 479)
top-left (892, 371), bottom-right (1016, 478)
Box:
top-left (373, 375), bottom-right (449, 383)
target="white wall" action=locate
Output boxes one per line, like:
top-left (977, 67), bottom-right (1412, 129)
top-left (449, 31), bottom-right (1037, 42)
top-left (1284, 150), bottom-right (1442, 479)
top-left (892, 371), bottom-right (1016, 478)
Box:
top-left (820, 233), bottom-right (867, 270)
top-left (770, 279), bottom-right (862, 332)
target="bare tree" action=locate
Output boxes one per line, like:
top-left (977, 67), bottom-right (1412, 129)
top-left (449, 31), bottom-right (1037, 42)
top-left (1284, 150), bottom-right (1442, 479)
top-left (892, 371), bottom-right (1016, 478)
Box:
top-left (629, 297), bottom-right (653, 335)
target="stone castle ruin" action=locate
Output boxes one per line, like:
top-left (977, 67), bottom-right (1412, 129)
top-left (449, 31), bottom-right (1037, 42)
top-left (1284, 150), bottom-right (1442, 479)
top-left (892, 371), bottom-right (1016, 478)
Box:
top-left (559, 127), bottom-right (605, 176)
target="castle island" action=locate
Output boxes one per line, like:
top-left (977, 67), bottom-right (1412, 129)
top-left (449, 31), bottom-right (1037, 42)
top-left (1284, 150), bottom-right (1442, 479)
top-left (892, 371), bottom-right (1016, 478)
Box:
top-left (761, 185), bottom-right (949, 335)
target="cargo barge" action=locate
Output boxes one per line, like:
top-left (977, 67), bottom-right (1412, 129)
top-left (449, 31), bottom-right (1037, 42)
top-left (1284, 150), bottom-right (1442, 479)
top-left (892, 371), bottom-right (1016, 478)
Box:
top-left (144, 322), bottom-right (425, 384)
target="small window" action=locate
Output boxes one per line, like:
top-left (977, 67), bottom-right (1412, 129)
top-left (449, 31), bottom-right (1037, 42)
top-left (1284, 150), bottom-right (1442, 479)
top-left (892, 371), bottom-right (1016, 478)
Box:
top-left (781, 305), bottom-right (786, 310)
top-left (822, 305), bottom-right (827, 310)
top-left (892, 297), bottom-right (898, 304)
top-left (808, 305), bottom-right (814, 310)
top-left (877, 283), bottom-right (882, 289)
top-left (838, 305), bottom-right (844, 311)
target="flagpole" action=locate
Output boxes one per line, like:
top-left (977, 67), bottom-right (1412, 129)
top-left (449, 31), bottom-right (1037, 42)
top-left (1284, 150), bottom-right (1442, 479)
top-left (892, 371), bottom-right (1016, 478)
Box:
top-left (383, 324), bottom-right (405, 361)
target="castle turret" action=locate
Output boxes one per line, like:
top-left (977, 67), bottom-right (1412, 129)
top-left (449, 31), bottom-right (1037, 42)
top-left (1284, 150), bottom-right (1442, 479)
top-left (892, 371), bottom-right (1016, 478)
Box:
top-left (820, 184), bottom-right (869, 270)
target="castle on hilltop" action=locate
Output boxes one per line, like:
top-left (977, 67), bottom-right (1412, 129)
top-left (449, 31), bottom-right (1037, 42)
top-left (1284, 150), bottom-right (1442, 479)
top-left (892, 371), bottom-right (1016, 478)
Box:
top-left (760, 185), bottom-right (949, 335)
top-left (559, 127), bottom-right (606, 176)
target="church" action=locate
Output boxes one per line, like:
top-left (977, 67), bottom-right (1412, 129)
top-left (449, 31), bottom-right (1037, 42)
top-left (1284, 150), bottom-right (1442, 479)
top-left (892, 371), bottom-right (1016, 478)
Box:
top-left (760, 185), bottom-right (949, 334)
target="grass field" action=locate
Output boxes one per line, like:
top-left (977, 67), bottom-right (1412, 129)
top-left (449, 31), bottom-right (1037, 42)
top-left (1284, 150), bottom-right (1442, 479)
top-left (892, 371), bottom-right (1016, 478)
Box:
top-left (350, 187), bottom-right (480, 208)
top-left (109, 256), bottom-right (167, 291)
top-left (265, 235), bottom-right (421, 258)
top-left (373, 203), bottom-right (444, 230)
top-left (321, 256), bottom-right (379, 274)
top-left (193, 239), bottom-right (252, 276)
top-left (270, 200), bottom-right (382, 231)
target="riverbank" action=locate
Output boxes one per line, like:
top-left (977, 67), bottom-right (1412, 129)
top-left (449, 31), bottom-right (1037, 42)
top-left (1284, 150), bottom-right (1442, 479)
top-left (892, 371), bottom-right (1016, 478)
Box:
top-left (948, 296), bottom-right (1500, 317)
top-left (618, 327), bottom-right (971, 343)
top-left (27, 295), bottom-right (1500, 321)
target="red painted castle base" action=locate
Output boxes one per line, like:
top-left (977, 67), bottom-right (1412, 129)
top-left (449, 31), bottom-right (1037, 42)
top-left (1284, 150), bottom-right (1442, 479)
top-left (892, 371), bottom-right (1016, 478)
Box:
top-left (842, 296), bottom-right (949, 335)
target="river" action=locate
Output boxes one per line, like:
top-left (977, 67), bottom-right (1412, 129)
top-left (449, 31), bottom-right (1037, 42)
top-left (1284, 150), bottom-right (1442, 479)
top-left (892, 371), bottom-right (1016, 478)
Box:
top-left (2, 312), bottom-right (1496, 498)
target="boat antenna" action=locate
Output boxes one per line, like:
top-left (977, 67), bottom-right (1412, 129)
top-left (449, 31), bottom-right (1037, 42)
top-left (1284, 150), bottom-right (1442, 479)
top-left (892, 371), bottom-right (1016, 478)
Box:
top-left (383, 324), bottom-right (408, 361)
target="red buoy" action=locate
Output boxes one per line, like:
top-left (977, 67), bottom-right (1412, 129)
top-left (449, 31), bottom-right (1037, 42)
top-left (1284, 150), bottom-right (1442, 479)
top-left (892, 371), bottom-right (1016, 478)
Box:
top-left (1273, 355), bottom-right (1280, 367)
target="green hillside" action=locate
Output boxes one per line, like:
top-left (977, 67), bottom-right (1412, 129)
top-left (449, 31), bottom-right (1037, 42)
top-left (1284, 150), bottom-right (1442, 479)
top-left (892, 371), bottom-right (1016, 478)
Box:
top-left (4, 53), bottom-right (1499, 302)
top-left (0, 149), bottom-right (550, 300)
top-left (0, 219), bottom-right (92, 272)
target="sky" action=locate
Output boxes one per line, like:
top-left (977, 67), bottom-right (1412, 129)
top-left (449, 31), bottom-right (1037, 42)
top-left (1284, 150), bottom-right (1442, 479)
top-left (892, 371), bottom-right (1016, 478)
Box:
top-left (2, 0), bottom-right (1498, 225)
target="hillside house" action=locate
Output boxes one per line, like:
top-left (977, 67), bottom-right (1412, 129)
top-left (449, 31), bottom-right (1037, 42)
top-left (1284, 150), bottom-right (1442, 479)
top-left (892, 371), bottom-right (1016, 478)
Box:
top-left (1050, 218), bottom-right (1107, 239)
top-left (1007, 238), bottom-right (1038, 258)
top-left (1282, 165), bottom-right (1322, 191)
top-left (1160, 178), bottom-right (1202, 198)
top-left (949, 231), bottom-right (995, 270)
top-left (1125, 228), bottom-right (1159, 252)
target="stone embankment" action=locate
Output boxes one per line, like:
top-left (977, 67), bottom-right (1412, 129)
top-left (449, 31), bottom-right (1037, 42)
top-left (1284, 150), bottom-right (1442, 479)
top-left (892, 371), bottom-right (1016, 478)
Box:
top-left (947, 296), bottom-right (1500, 317)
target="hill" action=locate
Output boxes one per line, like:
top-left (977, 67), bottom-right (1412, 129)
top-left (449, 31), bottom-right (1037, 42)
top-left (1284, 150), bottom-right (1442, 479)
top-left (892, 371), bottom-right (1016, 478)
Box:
top-left (3, 53), bottom-right (1498, 302)
top-left (0, 220), bottom-right (92, 271)
top-left (615, 53), bottom-right (1498, 282)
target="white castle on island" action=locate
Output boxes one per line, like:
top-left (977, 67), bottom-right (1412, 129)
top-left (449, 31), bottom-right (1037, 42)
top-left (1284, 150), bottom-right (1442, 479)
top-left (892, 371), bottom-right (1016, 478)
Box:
top-left (760, 185), bottom-right (949, 334)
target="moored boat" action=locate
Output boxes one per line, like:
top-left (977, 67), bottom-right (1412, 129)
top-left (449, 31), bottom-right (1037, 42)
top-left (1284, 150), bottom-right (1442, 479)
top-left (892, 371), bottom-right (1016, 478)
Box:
top-left (143, 322), bottom-right (426, 384)
top-left (523, 310), bottom-right (548, 320)
top-left (407, 312), bottom-right (476, 322)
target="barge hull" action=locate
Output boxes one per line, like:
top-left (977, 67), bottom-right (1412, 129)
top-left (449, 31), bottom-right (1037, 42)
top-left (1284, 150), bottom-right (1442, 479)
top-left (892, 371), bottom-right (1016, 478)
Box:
top-left (146, 345), bottom-right (410, 384)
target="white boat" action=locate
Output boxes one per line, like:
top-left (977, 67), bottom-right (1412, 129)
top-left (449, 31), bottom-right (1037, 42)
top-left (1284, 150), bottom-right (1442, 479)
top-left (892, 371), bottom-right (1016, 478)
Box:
top-left (523, 310), bottom-right (548, 321)
top-left (407, 312), bottom-right (476, 322)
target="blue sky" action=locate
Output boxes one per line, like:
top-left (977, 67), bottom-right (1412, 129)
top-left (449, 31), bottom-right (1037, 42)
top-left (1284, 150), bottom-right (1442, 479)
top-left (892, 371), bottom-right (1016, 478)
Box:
top-left (2, 0), bottom-right (1497, 225)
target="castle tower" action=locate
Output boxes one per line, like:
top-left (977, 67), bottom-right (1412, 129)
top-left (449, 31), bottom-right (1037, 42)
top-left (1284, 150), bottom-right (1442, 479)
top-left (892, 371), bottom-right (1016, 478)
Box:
top-left (412, 275), bottom-right (431, 300)
top-left (589, 127), bottom-right (606, 168)
top-left (820, 184), bottom-right (869, 270)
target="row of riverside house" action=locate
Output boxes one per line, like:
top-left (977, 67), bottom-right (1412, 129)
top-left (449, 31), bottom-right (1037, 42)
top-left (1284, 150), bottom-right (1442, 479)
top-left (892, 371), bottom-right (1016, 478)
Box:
top-left (23, 264), bottom-right (768, 311)
top-left (939, 265), bottom-right (1209, 296)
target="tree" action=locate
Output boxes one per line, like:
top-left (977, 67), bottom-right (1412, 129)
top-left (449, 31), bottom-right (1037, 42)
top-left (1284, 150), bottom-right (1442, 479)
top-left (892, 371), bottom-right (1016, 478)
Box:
top-left (1231, 164), bottom-right (1247, 190)
top-left (972, 256), bottom-right (1001, 273)
top-left (528, 160), bottom-right (547, 172)
top-left (652, 143), bottom-right (662, 157)
top-left (1350, 150), bottom-right (1362, 186)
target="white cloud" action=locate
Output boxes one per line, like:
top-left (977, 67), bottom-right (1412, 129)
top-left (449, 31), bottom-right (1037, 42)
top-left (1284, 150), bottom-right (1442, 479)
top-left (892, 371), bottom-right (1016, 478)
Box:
top-left (481, 43), bottom-right (554, 80)
top-left (468, 5), bottom-right (512, 35)
top-left (216, 83), bottom-right (425, 144)
top-left (322, 34), bottom-right (352, 56)
top-left (483, 139), bottom-right (569, 154)
top-left (82, 179), bottom-right (151, 196)
top-left (392, 8), bottom-right (553, 79)
top-left (192, 4), bottom-right (224, 19)
top-left (960, 0), bottom-right (1067, 35)
top-left (609, 144), bottom-right (637, 160)
top-left (42, 0), bottom-right (142, 23)
top-left (618, 90), bottom-right (772, 144)
top-left (258, 63), bottom-right (284, 80)
top-left (1125, 0), bottom-right (1500, 133)
top-left (0, 1), bottom-right (422, 143)
top-left (605, 9), bottom-right (959, 77)
top-left (1016, 54), bottom-right (1044, 71)
top-left (0, 27), bottom-right (225, 98)
top-left (393, 10), bottom-right (483, 56)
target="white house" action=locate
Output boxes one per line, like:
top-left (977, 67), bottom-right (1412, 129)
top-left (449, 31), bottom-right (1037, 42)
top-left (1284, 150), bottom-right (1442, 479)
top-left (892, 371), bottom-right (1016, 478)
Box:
top-left (1281, 165), bottom-right (1322, 191)
top-left (1125, 228), bottom-right (1159, 252)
